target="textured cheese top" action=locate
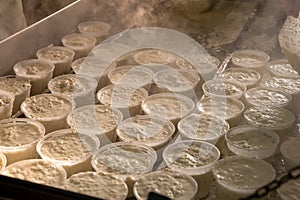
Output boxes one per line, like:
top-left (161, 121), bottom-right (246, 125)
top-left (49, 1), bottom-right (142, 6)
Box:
top-left (48, 74), bottom-right (97, 97)
top-left (62, 33), bottom-right (96, 48)
top-left (97, 85), bottom-right (148, 107)
top-left (244, 106), bottom-right (295, 129)
top-left (133, 49), bottom-right (176, 65)
top-left (280, 137), bottom-right (300, 161)
top-left (261, 76), bottom-right (300, 95)
top-left (203, 79), bottom-right (246, 98)
top-left (197, 97), bottom-right (244, 120)
top-left (92, 142), bottom-right (156, 175)
top-left (178, 113), bottom-right (229, 140)
top-left (38, 130), bottom-right (98, 162)
top-left (245, 87), bottom-right (291, 107)
top-left (134, 170), bottom-right (197, 200)
top-left (232, 49), bottom-right (269, 68)
top-left (142, 93), bottom-right (194, 122)
top-left (213, 157), bottom-right (275, 189)
top-left (21, 94), bottom-right (73, 120)
top-left (0, 119), bottom-right (44, 147)
top-left (117, 115), bottom-right (174, 146)
top-left (37, 46), bottom-right (74, 62)
top-left (153, 69), bottom-right (199, 92)
top-left (267, 59), bottom-right (298, 77)
top-left (226, 126), bottom-right (278, 151)
top-left (220, 68), bottom-right (260, 87)
top-left (14, 59), bottom-right (54, 76)
top-left (62, 172), bottom-right (128, 200)
top-left (1, 159), bottom-right (66, 187)
top-left (68, 105), bottom-right (123, 134)
top-left (0, 77), bottom-right (31, 94)
top-left (78, 21), bottom-right (110, 37)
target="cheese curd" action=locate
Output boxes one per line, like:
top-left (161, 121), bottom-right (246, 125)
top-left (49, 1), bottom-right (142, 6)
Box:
top-left (225, 126), bottom-right (279, 159)
top-left (280, 137), bottom-right (300, 170)
top-left (67, 105), bottom-right (123, 144)
top-left (266, 59), bottom-right (298, 78)
top-left (244, 86), bottom-right (291, 108)
top-left (0, 153), bottom-right (6, 172)
top-left (197, 97), bottom-right (244, 127)
top-left (153, 69), bottom-right (201, 99)
top-left (133, 49), bottom-right (176, 66)
top-left (77, 21), bottom-right (110, 42)
top-left (21, 94), bottom-right (73, 133)
top-left (62, 33), bottom-right (97, 59)
top-left (116, 115), bottom-right (175, 150)
top-left (142, 93), bottom-right (194, 125)
top-left (36, 46), bottom-right (75, 76)
top-left (0, 118), bottom-right (45, 164)
top-left (97, 85), bottom-right (148, 118)
top-left (220, 68), bottom-right (260, 88)
top-left (213, 156), bottom-right (275, 200)
top-left (1, 159), bottom-right (66, 187)
top-left (202, 79), bottom-right (246, 99)
top-left (134, 170), bottom-right (198, 200)
top-left (14, 59), bottom-right (55, 95)
top-left (37, 129), bottom-right (100, 177)
top-left (62, 172), bottom-right (128, 200)
top-left (261, 76), bottom-right (300, 95)
top-left (0, 76), bottom-right (31, 115)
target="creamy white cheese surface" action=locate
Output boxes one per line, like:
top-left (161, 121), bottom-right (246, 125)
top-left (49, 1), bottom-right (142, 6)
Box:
top-left (14, 59), bottom-right (55, 76)
top-left (134, 170), bottom-right (197, 200)
top-left (62, 33), bottom-right (96, 47)
top-left (245, 87), bottom-right (291, 107)
top-left (78, 21), bottom-right (110, 37)
top-left (37, 46), bottom-right (74, 62)
top-left (117, 115), bottom-right (174, 146)
top-left (232, 50), bottom-right (269, 68)
top-left (244, 106), bottom-right (295, 129)
top-left (62, 172), bottom-right (128, 200)
top-left (178, 113), bottom-right (229, 140)
top-left (261, 76), bottom-right (300, 95)
top-left (21, 94), bottom-right (73, 120)
top-left (213, 157), bottom-right (275, 189)
top-left (0, 77), bottom-right (31, 94)
top-left (203, 79), bottom-right (246, 98)
top-left (267, 59), bottom-right (298, 78)
top-left (92, 142), bottom-right (156, 175)
top-left (133, 49), bottom-right (176, 65)
top-left (1, 159), bottom-right (66, 186)
top-left (220, 68), bottom-right (260, 87)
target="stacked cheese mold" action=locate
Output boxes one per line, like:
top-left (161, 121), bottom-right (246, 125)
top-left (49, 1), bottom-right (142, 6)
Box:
top-left (1, 19), bottom-right (299, 200)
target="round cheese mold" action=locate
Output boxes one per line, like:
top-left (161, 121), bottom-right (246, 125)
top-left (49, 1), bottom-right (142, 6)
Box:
top-left (0, 90), bottom-right (14, 120)
top-left (13, 59), bottom-right (55, 95)
top-left (277, 176), bottom-right (300, 200)
top-left (48, 74), bottom-right (97, 108)
top-left (108, 65), bottom-right (153, 91)
top-left (266, 59), bottom-right (298, 78)
top-left (197, 96), bottom-right (244, 127)
top-left (178, 113), bottom-right (229, 155)
top-left (202, 79), bottom-right (246, 99)
top-left (225, 126), bottom-right (279, 160)
top-left (153, 69), bottom-right (201, 100)
top-left (61, 33), bottom-right (97, 59)
top-left (71, 57), bottom-right (116, 91)
top-left (133, 49), bottom-right (176, 66)
top-left (142, 93), bottom-right (194, 125)
top-left (37, 129), bottom-right (100, 177)
top-left (0, 153), bottom-right (6, 172)
top-left (220, 67), bottom-right (261, 89)
top-left (116, 115), bottom-right (175, 150)
top-left (0, 75), bottom-right (31, 115)
top-left (21, 93), bottom-right (73, 133)
top-left (36, 46), bottom-right (75, 77)
top-left (1, 159), bottom-right (66, 187)
top-left (77, 21), bottom-right (110, 43)
top-left (0, 118), bottom-right (45, 165)
top-left (61, 172), bottom-right (128, 200)
top-left (163, 140), bottom-right (220, 199)
top-left (244, 86), bottom-right (292, 108)
top-left (231, 49), bottom-right (270, 74)
top-left (243, 106), bottom-right (295, 149)
top-left (134, 170), bottom-right (198, 200)
top-left (92, 142), bottom-right (157, 198)
top-left (97, 85), bottom-right (148, 119)
top-left (280, 137), bottom-right (300, 170)
top-left (213, 156), bottom-right (275, 200)
top-left (67, 104), bottom-right (123, 145)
